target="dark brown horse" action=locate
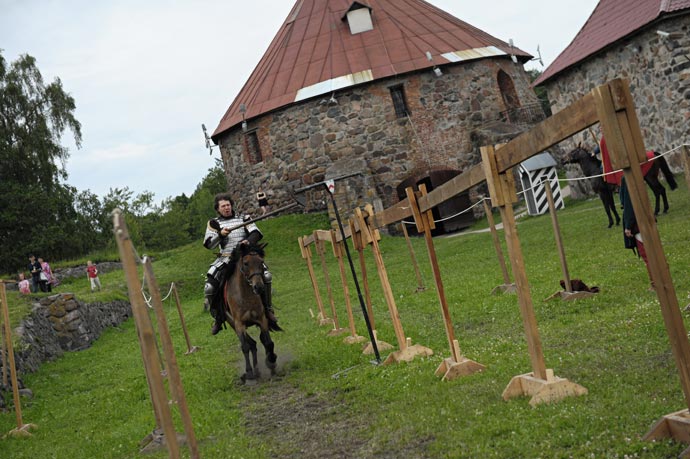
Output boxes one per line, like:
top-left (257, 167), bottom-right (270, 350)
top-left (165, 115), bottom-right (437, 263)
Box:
top-left (564, 145), bottom-right (620, 227)
top-left (641, 150), bottom-right (678, 215)
top-left (565, 145), bottom-right (678, 224)
top-left (223, 243), bottom-right (280, 381)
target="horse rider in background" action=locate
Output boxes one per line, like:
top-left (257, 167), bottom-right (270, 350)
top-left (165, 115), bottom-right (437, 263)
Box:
top-left (203, 192), bottom-right (277, 335)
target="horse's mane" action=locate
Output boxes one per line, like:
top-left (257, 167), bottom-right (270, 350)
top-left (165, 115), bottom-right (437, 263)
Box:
top-left (224, 243), bottom-right (267, 282)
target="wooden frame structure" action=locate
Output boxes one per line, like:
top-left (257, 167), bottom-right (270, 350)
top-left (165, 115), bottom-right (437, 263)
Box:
top-left (405, 186), bottom-right (486, 381)
top-left (401, 78), bottom-right (687, 428)
top-left (329, 229), bottom-right (366, 344)
top-left (312, 231), bottom-right (347, 336)
top-left (482, 199), bottom-right (516, 295)
top-left (355, 205), bottom-right (433, 365)
top-left (0, 281), bottom-right (37, 437)
top-left (114, 210), bottom-right (199, 458)
top-left (298, 236), bottom-right (333, 326)
top-left (348, 217), bottom-right (393, 355)
top-left (542, 178), bottom-right (595, 302)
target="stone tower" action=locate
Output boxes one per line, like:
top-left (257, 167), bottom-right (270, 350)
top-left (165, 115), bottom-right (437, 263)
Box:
top-left (211, 0), bottom-right (543, 233)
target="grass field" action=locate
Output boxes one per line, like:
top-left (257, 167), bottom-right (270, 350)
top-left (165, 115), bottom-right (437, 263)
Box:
top-left (1, 177), bottom-right (690, 458)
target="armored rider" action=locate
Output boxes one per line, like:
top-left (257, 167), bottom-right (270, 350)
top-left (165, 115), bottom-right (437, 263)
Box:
top-left (203, 193), bottom-right (276, 335)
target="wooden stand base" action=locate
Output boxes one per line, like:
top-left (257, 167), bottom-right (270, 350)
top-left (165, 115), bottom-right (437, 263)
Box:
top-left (383, 338), bottom-right (433, 365)
top-left (643, 409), bottom-right (690, 454)
top-left (415, 286), bottom-right (426, 293)
top-left (362, 330), bottom-right (393, 355)
top-left (327, 328), bottom-right (349, 337)
top-left (6, 423), bottom-right (37, 438)
top-left (502, 369), bottom-right (587, 406)
top-left (316, 312), bottom-right (334, 327)
top-left (491, 283), bottom-right (517, 295)
top-left (545, 290), bottom-right (596, 302)
top-left (139, 428), bottom-right (188, 454)
top-left (435, 356), bottom-right (486, 381)
top-left (343, 334), bottom-right (367, 345)
top-left (184, 346), bottom-right (200, 355)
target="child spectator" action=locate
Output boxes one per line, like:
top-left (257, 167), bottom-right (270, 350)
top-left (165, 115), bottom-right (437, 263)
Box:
top-left (18, 273), bottom-right (30, 294)
top-left (86, 260), bottom-right (102, 292)
top-left (38, 257), bottom-right (53, 292)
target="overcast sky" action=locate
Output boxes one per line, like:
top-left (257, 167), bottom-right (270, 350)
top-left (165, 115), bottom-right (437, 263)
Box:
top-left (1, 0), bottom-right (598, 204)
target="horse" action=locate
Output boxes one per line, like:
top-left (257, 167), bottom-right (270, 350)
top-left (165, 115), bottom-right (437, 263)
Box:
top-left (565, 144), bottom-right (678, 222)
top-left (564, 145), bottom-right (620, 228)
top-left (642, 150), bottom-right (678, 215)
top-left (222, 242), bottom-right (281, 382)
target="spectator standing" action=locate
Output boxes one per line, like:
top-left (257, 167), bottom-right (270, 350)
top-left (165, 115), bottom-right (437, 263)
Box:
top-left (28, 255), bottom-right (42, 293)
top-left (256, 190), bottom-right (269, 215)
top-left (38, 257), bottom-right (53, 292)
top-left (86, 260), bottom-right (102, 292)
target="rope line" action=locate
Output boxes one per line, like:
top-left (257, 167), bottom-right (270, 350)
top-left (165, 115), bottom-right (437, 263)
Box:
top-left (399, 143), bottom-right (687, 226)
top-left (140, 268), bottom-right (175, 308)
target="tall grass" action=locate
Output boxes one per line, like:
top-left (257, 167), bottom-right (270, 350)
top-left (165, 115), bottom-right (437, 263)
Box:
top-left (1, 179), bottom-right (689, 458)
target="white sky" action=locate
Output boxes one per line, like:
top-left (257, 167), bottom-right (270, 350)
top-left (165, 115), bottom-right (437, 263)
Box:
top-left (0, 0), bottom-right (598, 204)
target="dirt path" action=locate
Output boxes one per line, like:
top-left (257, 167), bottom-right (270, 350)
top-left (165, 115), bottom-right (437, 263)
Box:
top-left (240, 374), bottom-right (434, 458)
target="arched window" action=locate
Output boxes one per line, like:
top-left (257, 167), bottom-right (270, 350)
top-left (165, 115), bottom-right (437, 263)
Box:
top-left (497, 70), bottom-right (521, 112)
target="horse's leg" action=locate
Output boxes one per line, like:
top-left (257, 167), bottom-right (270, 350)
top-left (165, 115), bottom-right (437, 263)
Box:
top-left (246, 333), bottom-right (259, 378)
top-left (259, 329), bottom-right (277, 375)
top-left (599, 191), bottom-right (614, 228)
top-left (645, 177), bottom-right (661, 215)
top-left (608, 188), bottom-right (621, 225)
top-left (235, 327), bottom-right (255, 381)
top-left (659, 184), bottom-right (669, 213)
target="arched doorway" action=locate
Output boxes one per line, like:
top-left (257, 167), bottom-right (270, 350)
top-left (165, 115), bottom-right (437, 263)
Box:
top-left (396, 169), bottom-right (474, 236)
top-left (497, 70), bottom-right (521, 121)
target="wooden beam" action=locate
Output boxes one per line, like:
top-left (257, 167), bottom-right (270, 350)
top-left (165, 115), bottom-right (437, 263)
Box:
top-left (369, 198), bottom-right (414, 229)
top-left (418, 164), bottom-right (486, 213)
top-left (494, 90), bottom-right (600, 173)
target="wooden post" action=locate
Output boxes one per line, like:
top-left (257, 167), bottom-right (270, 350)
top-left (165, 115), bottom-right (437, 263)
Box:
top-left (349, 218), bottom-right (393, 355)
top-left (314, 231), bottom-right (346, 336)
top-left (683, 145), bottom-right (690, 192)
top-left (171, 283), bottom-right (199, 355)
top-left (356, 206), bottom-right (432, 365)
top-left (1, 321), bottom-right (7, 388)
top-left (483, 199), bottom-right (515, 294)
top-left (592, 80), bottom-right (690, 444)
top-left (142, 260), bottom-right (199, 459)
top-left (330, 230), bottom-right (365, 345)
top-left (407, 186), bottom-right (485, 381)
top-left (0, 281), bottom-right (37, 437)
top-left (544, 178), bottom-right (595, 302)
top-left (400, 221), bottom-right (426, 292)
top-left (113, 210), bottom-right (181, 458)
top-left (481, 146), bottom-right (587, 405)
top-left (298, 236), bottom-right (331, 326)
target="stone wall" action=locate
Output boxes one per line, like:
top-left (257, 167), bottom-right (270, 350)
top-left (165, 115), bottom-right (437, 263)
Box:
top-left (3, 294), bottom-right (131, 376)
top-left (542, 14), bottom-right (690, 174)
top-left (216, 58), bottom-right (541, 217)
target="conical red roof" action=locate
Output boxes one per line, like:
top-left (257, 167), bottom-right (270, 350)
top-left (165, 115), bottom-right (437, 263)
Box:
top-left (212, 0), bottom-right (531, 139)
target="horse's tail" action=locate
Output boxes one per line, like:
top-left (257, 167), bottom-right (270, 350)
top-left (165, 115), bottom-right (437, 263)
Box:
top-left (655, 152), bottom-right (678, 190)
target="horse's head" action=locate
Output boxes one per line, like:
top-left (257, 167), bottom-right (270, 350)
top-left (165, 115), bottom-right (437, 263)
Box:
top-left (237, 243), bottom-right (267, 295)
top-left (563, 142), bottom-right (592, 164)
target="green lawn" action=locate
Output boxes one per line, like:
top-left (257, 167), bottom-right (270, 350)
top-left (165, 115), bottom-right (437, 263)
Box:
top-left (2, 179), bottom-right (690, 458)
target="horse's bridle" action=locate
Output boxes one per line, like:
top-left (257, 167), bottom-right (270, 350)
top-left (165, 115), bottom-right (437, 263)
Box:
top-left (239, 252), bottom-right (264, 286)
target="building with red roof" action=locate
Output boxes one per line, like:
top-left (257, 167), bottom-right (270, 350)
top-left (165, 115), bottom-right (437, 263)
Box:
top-left (534, 0), bottom-right (689, 162)
top-left (211, 0), bottom-right (545, 232)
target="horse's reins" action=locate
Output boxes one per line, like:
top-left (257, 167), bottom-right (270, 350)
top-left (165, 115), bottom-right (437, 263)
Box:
top-left (239, 252), bottom-right (264, 287)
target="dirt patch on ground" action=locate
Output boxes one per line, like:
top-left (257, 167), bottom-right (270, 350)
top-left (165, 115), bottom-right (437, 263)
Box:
top-left (240, 379), bottom-right (434, 458)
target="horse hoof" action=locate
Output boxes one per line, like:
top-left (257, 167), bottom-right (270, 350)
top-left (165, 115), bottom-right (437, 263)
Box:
top-left (607, 223), bottom-right (613, 228)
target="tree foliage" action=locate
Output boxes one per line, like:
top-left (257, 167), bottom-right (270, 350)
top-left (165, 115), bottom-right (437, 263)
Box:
top-left (0, 50), bottom-right (231, 274)
top-left (0, 52), bottom-right (84, 273)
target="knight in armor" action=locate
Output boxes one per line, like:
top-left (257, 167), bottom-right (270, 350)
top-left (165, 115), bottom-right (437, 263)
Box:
top-left (203, 193), bottom-right (277, 335)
